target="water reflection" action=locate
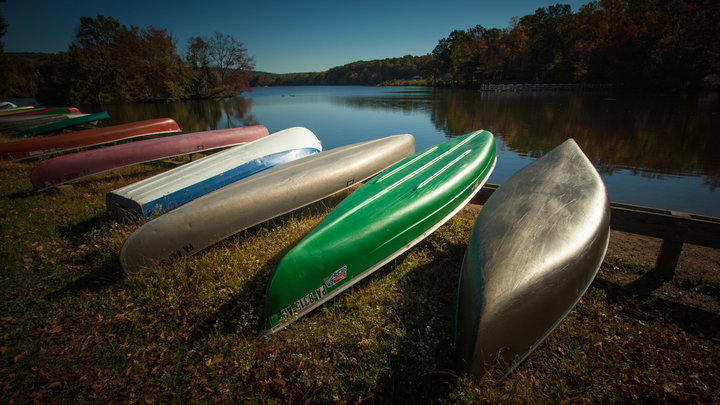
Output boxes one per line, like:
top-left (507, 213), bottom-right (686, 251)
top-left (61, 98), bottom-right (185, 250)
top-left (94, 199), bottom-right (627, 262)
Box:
top-left (329, 88), bottom-right (720, 183)
top-left (330, 91), bottom-right (435, 115)
top-left (78, 97), bottom-right (259, 133)
top-left (77, 86), bottom-right (720, 215)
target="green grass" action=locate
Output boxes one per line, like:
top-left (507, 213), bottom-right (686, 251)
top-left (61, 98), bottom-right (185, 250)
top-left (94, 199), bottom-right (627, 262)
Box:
top-left (1, 158), bottom-right (719, 403)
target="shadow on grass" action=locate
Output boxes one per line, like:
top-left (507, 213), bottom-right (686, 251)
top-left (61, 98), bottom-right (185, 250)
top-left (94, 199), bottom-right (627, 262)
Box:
top-left (57, 212), bottom-right (116, 242)
top-left (48, 212), bottom-right (132, 297)
top-left (3, 189), bottom-right (34, 199)
top-left (188, 191), bottom-right (355, 341)
top-left (66, 164), bottom-right (167, 190)
top-left (45, 256), bottom-right (126, 299)
top-left (373, 237), bottom-right (466, 402)
top-left (188, 266), bottom-right (270, 340)
top-left (593, 275), bottom-right (720, 338)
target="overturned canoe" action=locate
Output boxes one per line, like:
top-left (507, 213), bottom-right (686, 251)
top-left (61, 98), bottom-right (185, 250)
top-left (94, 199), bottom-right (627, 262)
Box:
top-left (262, 130), bottom-right (497, 335)
top-left (0, 118), bottom-right (181, 161)
top-left (120, 134), bottom-right (416, 274)
top-left (107, 127), bottom-right (323, 219)
top-left (16, 112), bottom-right (110, 137)
top-left (0, 106), bottom-right (80, 117)
top-left (0, 113), bottom-right (87, 134)
top-left (455, 138), bottom-right (610, 380)
top-left (31, 125), bottom-right (269, 190)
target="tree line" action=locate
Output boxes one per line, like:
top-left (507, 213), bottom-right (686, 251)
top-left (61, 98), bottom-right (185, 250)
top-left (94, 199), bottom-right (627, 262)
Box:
top-left (427, 0), bottom-right (720, 89)
top-left (250, 55), bottom-right (432, 87)
top-left (0, 15), bottom-right (254, 104)
top-left (251, 0), bottom-right (720, 90)
top-left (1, 0), bottom-right (719, 104)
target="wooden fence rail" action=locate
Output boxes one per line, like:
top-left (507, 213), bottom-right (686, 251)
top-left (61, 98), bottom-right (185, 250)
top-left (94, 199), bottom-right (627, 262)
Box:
top-left (470, 184), bottom-right (720, 278)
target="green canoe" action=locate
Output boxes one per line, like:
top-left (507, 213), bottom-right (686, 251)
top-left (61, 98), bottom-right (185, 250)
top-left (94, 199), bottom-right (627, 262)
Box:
top-left (15, 112), bottom-right (110, 137)
top-left (262, 130), bottom-right (497, 334)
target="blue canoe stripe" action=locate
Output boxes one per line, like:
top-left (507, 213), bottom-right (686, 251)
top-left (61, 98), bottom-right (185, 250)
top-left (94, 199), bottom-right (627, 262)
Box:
top-left (141, 147), bottom-right (320, 219)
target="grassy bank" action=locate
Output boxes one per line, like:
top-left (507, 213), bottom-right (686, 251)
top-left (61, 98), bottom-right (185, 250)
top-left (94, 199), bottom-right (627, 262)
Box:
top-left (1, 157), bottom-right (718, 403)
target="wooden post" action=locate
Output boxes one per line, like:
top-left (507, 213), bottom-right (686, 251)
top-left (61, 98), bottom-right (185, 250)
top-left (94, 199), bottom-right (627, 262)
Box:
top-left (654, 239), bottom-right (683, 278)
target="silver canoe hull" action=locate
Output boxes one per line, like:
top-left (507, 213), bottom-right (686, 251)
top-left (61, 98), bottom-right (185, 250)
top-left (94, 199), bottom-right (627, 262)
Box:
top-left (455, 138), bottom-right (610, 379)
top-left (120, 134), bottom-right (416, 274)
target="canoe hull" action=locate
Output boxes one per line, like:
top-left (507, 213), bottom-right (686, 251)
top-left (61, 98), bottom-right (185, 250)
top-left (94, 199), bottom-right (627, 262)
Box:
top-left (106, 127), bottom-right (323, 219)
top-left (16, 112), bottom-right (110, 137)
top-left (31, 125), bottom-right (270, 190)
top-left (455, 138), bottom-right (610, 380)
top-left (0, 107), bottom-right (81, 117)
top-left (120, 134), bottom-right (416, 274)
top-left (262, 130), bottom-right (497, 334)
top-left (0, 113), bottom-right (85, 134)
top-left (0, 118), bottom-right (181, 161)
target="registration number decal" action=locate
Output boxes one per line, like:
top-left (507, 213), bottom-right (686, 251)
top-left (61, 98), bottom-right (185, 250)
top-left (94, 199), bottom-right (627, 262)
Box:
top-left (279, 285), bottom-right (327, 320)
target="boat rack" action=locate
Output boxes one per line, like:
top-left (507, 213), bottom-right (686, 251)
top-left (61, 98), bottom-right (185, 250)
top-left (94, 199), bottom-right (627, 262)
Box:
top-left (471, 184), bottom-right (720, 278)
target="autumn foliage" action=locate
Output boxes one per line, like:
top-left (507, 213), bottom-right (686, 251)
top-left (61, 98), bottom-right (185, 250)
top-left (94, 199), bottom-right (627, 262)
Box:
top-left (428, 0), bottom-right (720, 89)
top-left (0, 15), bottom-right (254, 104)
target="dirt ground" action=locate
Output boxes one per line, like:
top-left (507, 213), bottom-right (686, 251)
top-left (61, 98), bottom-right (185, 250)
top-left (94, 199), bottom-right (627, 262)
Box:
top-left (606, 230), bottom-right (720, 315)
top-left (608, 229), bottom-right (720, 275)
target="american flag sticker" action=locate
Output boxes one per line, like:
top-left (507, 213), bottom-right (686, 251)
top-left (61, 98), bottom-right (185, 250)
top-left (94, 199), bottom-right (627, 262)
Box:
top-left (324, 265), bottom-right (347, 288)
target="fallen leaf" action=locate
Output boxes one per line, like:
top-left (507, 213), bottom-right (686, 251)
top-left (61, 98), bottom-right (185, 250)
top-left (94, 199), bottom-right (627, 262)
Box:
top-left (205, 355), bottom-right (223, 367)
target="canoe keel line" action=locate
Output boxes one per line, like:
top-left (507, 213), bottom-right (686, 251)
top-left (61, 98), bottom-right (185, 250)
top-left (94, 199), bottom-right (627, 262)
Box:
top-left (262, 130), bottom-right (497, 335)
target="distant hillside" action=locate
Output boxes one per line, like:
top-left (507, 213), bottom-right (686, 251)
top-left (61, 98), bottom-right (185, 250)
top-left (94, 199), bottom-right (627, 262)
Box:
top-left (249, 55), bottom-right (432, 86)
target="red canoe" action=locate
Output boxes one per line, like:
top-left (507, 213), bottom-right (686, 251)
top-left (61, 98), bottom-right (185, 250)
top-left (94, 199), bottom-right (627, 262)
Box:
top-left (0, 107), bottom-right (81, 117)
top-left (0, 118), bottom-right (182, 161)
top-left (31, 125), bottom-right (270, 190)
top-left (12, 107), bottom-right (82, 116)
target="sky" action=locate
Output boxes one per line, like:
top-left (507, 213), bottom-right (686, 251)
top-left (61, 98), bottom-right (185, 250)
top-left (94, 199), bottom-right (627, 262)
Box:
top-left (2, 0), bottom-right (591, 74)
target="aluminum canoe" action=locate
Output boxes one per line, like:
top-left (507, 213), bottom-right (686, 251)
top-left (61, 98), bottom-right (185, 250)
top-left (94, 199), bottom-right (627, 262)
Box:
top-left (120, 134), bottom-right (416, 274)
top-left (0, 118), bottom-right (181, 161)
top-left (455, 138), bottom-right (610, 380)
top-left (262, 130), bottom-right (497, 335)
top-left (30, 125), bottom-right (269, 191)
top-left (15, 112), bottom-right (110, 137)
top-left (107, 127), bottom-right (323, 219)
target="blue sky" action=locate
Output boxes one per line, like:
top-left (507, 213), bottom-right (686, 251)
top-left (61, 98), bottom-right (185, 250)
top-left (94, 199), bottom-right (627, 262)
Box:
top-left (3, 0), bottom-right (590, 73)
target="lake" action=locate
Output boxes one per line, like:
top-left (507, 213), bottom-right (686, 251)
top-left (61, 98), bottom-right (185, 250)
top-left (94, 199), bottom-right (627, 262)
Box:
top-left (80, 86), bottom-right (720, 217)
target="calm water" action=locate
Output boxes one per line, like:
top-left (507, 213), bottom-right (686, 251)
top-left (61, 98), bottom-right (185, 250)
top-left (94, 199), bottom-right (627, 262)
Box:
top-left (80, 86), bottom-right (720, 217)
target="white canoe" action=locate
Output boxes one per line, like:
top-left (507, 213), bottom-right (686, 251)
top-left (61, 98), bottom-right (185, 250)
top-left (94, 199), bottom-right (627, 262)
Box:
top-left (455, 138), bottom-right (610, 379)
top-left (107, 127), bottom-right (323, 219)
top-left (120, 134), bottom-right (416, 274)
